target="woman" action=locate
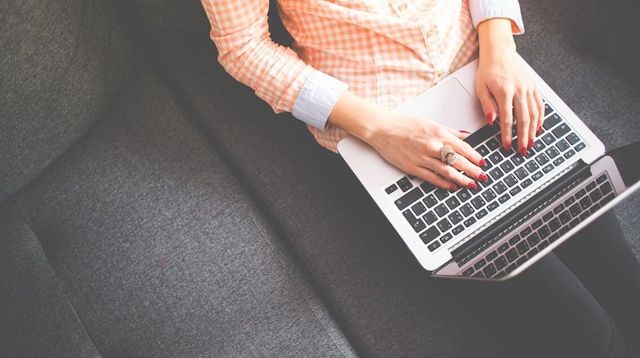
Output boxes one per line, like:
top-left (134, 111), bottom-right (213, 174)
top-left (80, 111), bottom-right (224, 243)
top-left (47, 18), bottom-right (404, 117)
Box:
top-left (201, 1), bottom-right (640, 356)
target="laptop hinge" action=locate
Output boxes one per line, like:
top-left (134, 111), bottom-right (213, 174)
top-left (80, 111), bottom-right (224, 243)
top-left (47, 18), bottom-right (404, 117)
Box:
top-left (451, 159), bottom-right (591, 265)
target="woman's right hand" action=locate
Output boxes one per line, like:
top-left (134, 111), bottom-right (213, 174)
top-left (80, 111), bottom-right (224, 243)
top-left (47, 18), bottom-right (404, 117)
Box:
top-left (329, 91), bottom-right (488, 190)
top-left (365, 110), bottom-right (488, 190)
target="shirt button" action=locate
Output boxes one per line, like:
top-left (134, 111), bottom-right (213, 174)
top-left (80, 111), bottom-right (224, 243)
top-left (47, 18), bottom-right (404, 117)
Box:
top-left (436, 70), bottom-right (446, 78)
top-left (397, 2), bottom-right (407, 11)
top-left (426, 27), bottom-right (437, 38)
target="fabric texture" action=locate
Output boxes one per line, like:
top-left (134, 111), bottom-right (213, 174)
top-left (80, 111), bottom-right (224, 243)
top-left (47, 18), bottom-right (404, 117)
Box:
top-left (12, 67), bottom-right (357, 358)
top-left (202, 0), bottom-right (521, 152)
top-left (469, 0), bottom-right (524, 32)
top-left (0, 0), bottom-right (136, 202)
top-left (0, 203), bottom-right (101, 358)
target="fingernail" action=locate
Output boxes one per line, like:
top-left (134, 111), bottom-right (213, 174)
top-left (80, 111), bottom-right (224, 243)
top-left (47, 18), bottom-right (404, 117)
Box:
top-left (449, 184), bottom-right (459, 191)
top-left (479, 158), bottom-right (487, 167)
top-left (479, 173), bottom-right (489, 182)
top-left (486, 113), bottom-right (494, 126)
top-left (459, 129), bottom-right (470, 134)
top-left (520, 147), bottom-right (527, 156)
top-left (528, 138), bottom-right (534, 150)
top-left (537, 126), bottom-right (542, 135)
top-left (468, 181), bottom-right (478, 190)
top-left (504, 143), bottom-right (512, 152)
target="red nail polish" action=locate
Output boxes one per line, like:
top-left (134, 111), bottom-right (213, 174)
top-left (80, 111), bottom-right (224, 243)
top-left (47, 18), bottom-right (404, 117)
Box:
top-left (468, 181), bottom-right (478, 190)
top-left (479, 159), bottom-right (487, 167)
top-left (537, 126), bottom-right (542, 135)
top-left (528, 138), bottom-right (534, 150)
top-left (504, 143), bottom-right (512, 152)
top-left (479, 173), bottom-right (489, 182)
top-left (449, 184), bottom-right (459, 191)
top-left (486, 113), bottom-right (494, 126)
top-left (459, 129), bottom-right (470, 134)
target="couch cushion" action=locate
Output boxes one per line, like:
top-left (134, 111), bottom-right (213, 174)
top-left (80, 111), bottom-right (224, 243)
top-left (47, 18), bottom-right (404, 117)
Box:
top-left (0, 0), bottom-right (136, 202)
top-left (10, 66), bottom-right (356, 358)
top-left (0, 203), bottom-right (100, 358)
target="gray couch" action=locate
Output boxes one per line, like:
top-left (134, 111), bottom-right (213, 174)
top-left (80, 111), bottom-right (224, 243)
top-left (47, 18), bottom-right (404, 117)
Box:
top-left (1, 0), bottom-right (638, 357)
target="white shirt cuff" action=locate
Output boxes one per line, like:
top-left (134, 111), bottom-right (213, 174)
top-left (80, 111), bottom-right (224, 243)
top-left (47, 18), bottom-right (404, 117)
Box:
top-left (469, 0), bottom-right (525, 34)
top-left (292, 70), bottom-right (348, 130)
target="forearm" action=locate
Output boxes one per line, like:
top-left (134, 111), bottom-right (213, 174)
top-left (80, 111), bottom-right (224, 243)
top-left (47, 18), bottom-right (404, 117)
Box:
top-left (478, 18), bottom-right (516, 59)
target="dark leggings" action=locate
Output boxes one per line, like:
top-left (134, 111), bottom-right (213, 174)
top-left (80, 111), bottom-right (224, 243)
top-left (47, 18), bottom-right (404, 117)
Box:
top-left (445, 211), bottom-right (640, 357)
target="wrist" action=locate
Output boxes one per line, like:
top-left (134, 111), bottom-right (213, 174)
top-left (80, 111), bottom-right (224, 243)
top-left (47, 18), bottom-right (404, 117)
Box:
top-left (328, 91), bottom-right (385, 143)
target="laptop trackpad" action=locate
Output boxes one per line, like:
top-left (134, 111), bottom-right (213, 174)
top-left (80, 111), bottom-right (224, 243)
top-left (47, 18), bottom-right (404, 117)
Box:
top-left (396, 78), bottom-right (485, 133)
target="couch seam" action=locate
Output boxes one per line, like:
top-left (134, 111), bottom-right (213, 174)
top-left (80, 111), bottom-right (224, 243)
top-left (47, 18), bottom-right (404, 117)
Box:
top-left (11, 199), bottom-right (103, 358)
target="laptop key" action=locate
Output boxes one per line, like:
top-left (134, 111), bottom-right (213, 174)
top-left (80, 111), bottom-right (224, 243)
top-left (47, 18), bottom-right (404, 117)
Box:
top-left (521, 178), bottom-right (533, 189)
top-left (532, 171), bottom-right (544, 181)
top-left (596, 174), bottom-right (607, 184)
top-left (553, 156), bottom-right (565, 166)
top-left (527, 232), bottom-right (541, 246)
top-left (486, 138), bottom-right (501, 151)
top-left (569, 203), bottom-right (581, 217)
top-left (542, 164), bottom-right (554, 174)
top-left (556, 139), bottom-right (570, 152)
top-left (448, 211), bottom-right (463, 225)
top-left (493, 181), bottom-right (507, 195)
top-left (481, 189), bottom-right (497, 202)
top-left (541, 133), bottom-right (555, 145)
top-left (498, 193), bottom-right (510, 204)
top-left (420, 226), bottom-right (440, 244)
top-left (489, 151), bottom-right (503, 165)
top-left (487, 201), bottom-right (499, 211)
top-left (440, 233), bottom-right (453, 243)
top-left (471, 196), bottom-right (486, 209)
top-left (456, 190), bottom-right (472, 202)
top-left (508, 186), bottom-right (522, 196)
top-left (542, 211), bottom-right (554, 222)
top-left (563, 149), bottom-right (576, 159)
top-left (411, 202), bottom-right (427, 216)
top-left (474, 259), bottom-right (487, 270)
top-left (427, 240), bottom-right (441, 252)
top-left (476, 144), bottom-right (490, 157)
top-left (403, 210), bottom-right (426, 233)
top-left (445, 196), bottom-right (461, 210)
top-left (575, 142), bottom-right (586, 151)
top-left (566, 133), bottom-right (580, 145)
top-left (495, 256), bottom-right (508, 270)
top-left (549, 218), bottom-right (561, 232)
top-left (500, 160), bottom-right (515, 173)
top-left (525, 161), bottom-right (539, 173)
top-left (516, 241), bottom-right (530, 255)
top-left (460, 203), bottom-right (474, 217)
top-left (437, 218), bottom-right (452, 232)
top-left (463, 217), bottom-right (477, 227)
top-left (423, 211), bottom-right (437, 225)
top-left (504, 174), bottom-right (518, 187)
top-left (434, 188), bottom-right (449, 200)
top-left (452, 225), bottom-right (464, 235)
top-left (385, 184), bottom-right (398, 194)
top-left (397, 177), bottom-right (413, 192)
top-left (559, 211), bottom-right (571, 224)
top-left (545, 146), bottom-right (560, 159)
top-left (600, 182), bottom-right (613, 195)
top-left (483, 263), bottom-right (497, 277)
top-left (508, 234), bottom-right (521, 246)
top-left (434, 203), bottom-right (449, 217)
top-left (552, 123), bottom-right (570, 138)
top-left (505, 248), bottom-right (519, 262)
top-left (487, 250), bottom-right (498, 261)
top-left (475, 209), bottom-right (488, 219)
top-left (498, 242), bottom-right (510, 253)
top-left (543, 113), bottom-right (561, 129)
top-left (462, 267), bottom-right (475, 276)
top-left (423, 194), bottom-right (437, 208)
top-left (395, 187), bottom-right (423, 210)
top-left (489, 167), bottom-right (504, 180)
top-left (533, 140), bottom-right (545, 152)
top-left (514, 167), bottom-right (528, 180)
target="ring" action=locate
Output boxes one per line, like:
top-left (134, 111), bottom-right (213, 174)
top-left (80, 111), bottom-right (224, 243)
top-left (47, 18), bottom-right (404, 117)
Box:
top-left (440, 144), bottom-right (458, 165)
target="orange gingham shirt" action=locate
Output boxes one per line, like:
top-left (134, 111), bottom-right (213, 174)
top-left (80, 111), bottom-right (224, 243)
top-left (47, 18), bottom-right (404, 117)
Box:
top-left (201, 0), bottom-right (523, 152)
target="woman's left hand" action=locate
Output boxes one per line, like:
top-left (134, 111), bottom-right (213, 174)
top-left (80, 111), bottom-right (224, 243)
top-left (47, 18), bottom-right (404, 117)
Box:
top-left (475, 18), bottom-right (545, 155)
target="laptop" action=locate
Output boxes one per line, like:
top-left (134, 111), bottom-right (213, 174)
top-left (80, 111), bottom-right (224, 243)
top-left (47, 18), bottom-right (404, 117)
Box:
top-left (337, 57), bottom-right (640, 281)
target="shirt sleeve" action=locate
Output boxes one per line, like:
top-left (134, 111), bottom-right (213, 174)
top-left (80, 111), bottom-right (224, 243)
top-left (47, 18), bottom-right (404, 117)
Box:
top-left (200, 0), bottom-right (347, 129)
top-left (469, 0), bottom-right (525, 34)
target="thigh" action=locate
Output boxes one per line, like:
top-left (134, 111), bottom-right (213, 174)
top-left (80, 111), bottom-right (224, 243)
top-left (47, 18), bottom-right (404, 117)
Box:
top-left (442, 252), bottom-right (633, 358)
top-left (554, 211), bottom-right (640, 352)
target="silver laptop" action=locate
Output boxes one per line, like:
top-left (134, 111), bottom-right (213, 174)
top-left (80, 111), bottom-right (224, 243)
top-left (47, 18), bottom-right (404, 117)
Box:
top-left (337, 58), bottom-right (640, 281)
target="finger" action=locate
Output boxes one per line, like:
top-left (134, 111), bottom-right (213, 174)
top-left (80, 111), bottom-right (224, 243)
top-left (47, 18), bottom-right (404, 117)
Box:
top-left (409, 166), bottom-right (458, 191)
top-left (497, 88), bottom-right (514, 151)
top-left (447, 136), bottom-right (486, 167)
top-left (534, 90), bottom-right (545, 134)
top-left (422, 156), bottom-right (477, 190)
top-left (451, 154), bottom-right (488, 182)
top-left (477, 85), bottom-right (498, 126)
top-left (514, 91), bottom-right (530, 155)
top-left (527, 90), bottom-right (539, 145)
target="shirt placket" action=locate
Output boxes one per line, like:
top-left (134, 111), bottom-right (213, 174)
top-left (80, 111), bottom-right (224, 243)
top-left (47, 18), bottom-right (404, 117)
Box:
top-left (390, 0), bottom-right (447, 83)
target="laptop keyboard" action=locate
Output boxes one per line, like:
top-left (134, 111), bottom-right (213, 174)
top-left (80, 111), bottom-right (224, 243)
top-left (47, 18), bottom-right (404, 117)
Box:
top-left (384, 102), bottom-right (588, 252)
top-left (461, 173), bottom-right (616, 279)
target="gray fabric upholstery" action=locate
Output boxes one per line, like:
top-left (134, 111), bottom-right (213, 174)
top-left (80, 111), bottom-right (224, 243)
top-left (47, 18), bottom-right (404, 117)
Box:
top-left (0, 202), bottom-right (100, 358)
top-left (0, 0), bottom-right (136, 202)
top-left (11, 67), bottom-right (356, 358)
